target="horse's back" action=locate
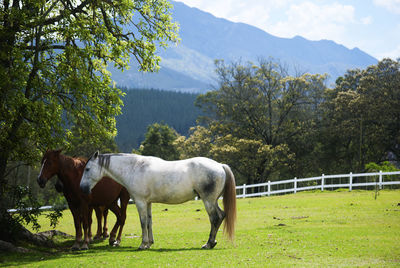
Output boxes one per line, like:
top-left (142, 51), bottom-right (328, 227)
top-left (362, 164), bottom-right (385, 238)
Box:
top-left (129, 155), bottom-right (226, 204)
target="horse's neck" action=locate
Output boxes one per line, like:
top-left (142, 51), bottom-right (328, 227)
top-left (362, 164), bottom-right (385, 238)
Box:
top-left (103, 155), bottom-right (135, 186)
top-left (57, 155), bottom-right (82, 191)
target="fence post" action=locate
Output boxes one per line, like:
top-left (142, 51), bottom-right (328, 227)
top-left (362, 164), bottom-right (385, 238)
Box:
top-left (379, 170), bottom-right (383, 189)
top-left (321, 174), bottom-right (325, 191)
top-left (268, 181), bottom-right (271, 196)
top-left (349, 172), bottom-right (353, 191)
top-left (243, 184), bottom-right (246, 198)
top-left (294, 177), bottom-right (297, 193)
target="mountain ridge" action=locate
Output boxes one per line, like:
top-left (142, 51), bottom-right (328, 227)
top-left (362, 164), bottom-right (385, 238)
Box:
top-left (111, 1), bottom-right (377, 92)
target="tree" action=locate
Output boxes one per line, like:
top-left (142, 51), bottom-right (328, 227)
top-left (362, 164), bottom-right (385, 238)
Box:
top-left (137, 123), bottom-right (181, 160)
top-left (210, 135), bottom-right (293, 185)
top-left (66, 125), bottom-right (119, 158)
top-left (321, 58), bottom-right (400, 173)
top-left (197, 59), bottom-right (326, 147)
top-left (0, 0), bottom-right (179, 242)
top-left (177, 126), bottom-right (213, 160)
top-left (194, 59), bottom-right (327, 183)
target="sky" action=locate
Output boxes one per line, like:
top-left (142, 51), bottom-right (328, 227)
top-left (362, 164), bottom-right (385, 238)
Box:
top-left (175, 0), bottom-right (400, 60)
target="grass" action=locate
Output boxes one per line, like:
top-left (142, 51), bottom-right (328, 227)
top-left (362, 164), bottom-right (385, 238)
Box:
top-left (1, 190), bottom-right (399, 267)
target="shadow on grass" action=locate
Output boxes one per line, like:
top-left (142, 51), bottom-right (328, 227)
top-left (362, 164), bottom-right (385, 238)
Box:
top-left (0, 237), bottom-right (215, 267)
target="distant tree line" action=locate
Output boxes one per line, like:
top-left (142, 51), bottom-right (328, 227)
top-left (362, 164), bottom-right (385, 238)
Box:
top-left (115, 88), bottom-right (202, 152)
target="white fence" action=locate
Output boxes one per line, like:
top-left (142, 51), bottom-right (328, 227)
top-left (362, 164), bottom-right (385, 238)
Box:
top-left (236, 171), bottom-right (400, 198)
top-left (8, 171), bottom-right (400, 212)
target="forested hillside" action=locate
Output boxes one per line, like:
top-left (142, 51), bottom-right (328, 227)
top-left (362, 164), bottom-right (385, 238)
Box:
top-left (115, 88), bottom-right (202, 152)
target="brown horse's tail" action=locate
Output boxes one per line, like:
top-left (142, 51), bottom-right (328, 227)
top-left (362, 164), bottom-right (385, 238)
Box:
top-left (222, 164), bottom-right (237, 242)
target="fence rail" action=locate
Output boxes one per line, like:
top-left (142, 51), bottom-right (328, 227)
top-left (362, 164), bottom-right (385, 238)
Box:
top-left (8, 171), bottom-right (400, 212)
top-left (236, 170), bottom-right (400, 198)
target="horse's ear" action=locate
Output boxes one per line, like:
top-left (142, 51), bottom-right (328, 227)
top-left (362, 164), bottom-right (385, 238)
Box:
top-left (55, 148), bottom-right (63, 154)
top-left (92, 151), bottom-right (99, 160)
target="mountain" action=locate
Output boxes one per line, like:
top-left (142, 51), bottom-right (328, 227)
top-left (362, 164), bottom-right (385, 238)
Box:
top-left (111, 1), bottom-right (378, 92)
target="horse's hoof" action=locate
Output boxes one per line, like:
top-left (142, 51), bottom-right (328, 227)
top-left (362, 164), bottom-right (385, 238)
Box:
top-left (71, 243), bottom-right (80, 251)
top-left (138, 244), bottom-right (150, 250)
top-left (80, 244), bottom-right (89, 250)
top-left (112, 240), bottom-right (120, 247)
top-left (103, 232), bottom-right (109, 239)
top-left (201, 241), bottom-right (217, 249)
top-left (109, 239), bottom-right (116, 246)
top-left (93, 235), bottom-right (101, 241)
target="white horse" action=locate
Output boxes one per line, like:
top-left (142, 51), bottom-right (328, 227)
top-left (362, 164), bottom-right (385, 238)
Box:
top-left (79, 152), bottom-right (236, 250)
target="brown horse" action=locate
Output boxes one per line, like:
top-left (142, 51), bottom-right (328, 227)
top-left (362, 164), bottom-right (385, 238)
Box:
top-left (37, 149), bottom-right (130, 250)
top-left (53, 179), bottom-right (110, 241)
top-left (54, 179), bottom-right (109, 240)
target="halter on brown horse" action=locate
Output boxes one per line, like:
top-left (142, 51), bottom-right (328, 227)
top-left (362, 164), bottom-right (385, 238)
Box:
top-left (37, 149), bottom-right (130, 250)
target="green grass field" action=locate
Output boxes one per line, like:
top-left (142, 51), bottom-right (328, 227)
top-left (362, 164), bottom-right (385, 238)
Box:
top-left (1, 190), bottom-right (400, 267)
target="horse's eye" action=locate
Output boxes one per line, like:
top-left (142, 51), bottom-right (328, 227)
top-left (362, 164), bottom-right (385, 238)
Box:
top-left (85, 168), bottom-right (90, 172)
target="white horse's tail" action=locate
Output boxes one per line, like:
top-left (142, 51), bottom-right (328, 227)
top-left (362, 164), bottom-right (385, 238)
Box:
top-left (222, 164), bottom-right (236, 241)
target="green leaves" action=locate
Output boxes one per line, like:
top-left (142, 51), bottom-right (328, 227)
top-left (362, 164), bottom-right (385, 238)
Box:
top-left (138, 123), bottom-right (181, 161)
top-left (193, 59), bottom-right (327, 184)
top-left (322, 58), bottom-right (400, 172)
top-left (0, 0), bottom-right (179, 164)
top-left (0, 0), bottom-right (179, 233)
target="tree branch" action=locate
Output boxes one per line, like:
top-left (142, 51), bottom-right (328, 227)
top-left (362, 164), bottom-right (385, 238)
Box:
top-left (28, 0), bottom-right (90, 28)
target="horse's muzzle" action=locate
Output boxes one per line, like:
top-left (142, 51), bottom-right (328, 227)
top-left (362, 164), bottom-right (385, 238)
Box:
top-left (37, 176), bottom-right (47, 188)
top-left (80, 182), bottom-right (91, 195)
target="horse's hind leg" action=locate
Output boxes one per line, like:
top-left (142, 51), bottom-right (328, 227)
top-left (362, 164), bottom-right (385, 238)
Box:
top-left (108, 201), bottom-right (121, 246)
top-left (103, 208), bottom-right (109, 238)
top-left (202, 200), bottom-right (225, 249)
top-left (114, 196), bottom-right (128, 247)
top-left (147, 203), bottom-right (154, 246)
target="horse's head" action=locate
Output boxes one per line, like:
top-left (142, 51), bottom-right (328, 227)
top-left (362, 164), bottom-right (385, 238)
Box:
top-left (80, 151), bottom-right (103, 194)
top-left (37, 149), bottom-right (62, 188)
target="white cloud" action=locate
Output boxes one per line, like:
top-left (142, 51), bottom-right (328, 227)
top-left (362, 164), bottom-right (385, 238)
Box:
top-left (361, 16), bottom-right (373, 25)
top-left (267, 2), bottom-right (356, 42)
top-left (175, 0), bottom-right (290, 33)
top-left (377, 45), bottom-right (400, 60)
top-left (373, 0), bottom-right (400, 14)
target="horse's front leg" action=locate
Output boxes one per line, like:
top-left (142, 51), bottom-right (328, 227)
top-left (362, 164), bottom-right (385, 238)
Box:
top-left (70, 207), bottom-right (82, 250)
top-left (80, 205), bottom-right (90, 250)
top-left (88, 206), bottom-right (93, 242)
top-left (136, 200), bottom-right (151, 250)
